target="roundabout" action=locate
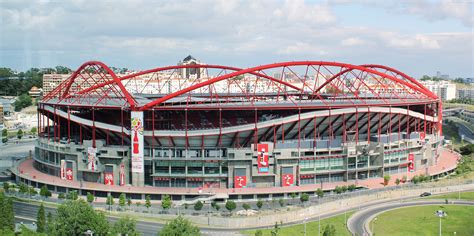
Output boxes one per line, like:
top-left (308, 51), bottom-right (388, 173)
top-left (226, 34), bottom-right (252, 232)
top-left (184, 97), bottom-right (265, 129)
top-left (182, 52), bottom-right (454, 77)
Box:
top-left (347, 199), bottom-right (474, 236)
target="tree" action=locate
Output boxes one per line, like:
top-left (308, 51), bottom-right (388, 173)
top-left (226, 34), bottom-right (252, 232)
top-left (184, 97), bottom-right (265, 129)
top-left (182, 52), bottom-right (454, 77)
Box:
top-left (119, 193), bottom-right (126, 209)
top-left (300, 193), bottom-right (309, 204)
top-left (271, 222), bottom-right (280, 236)
top-left (412, 175), bottom-right (420, 184)
top-left (86, 192), bottom-right (94, 203)
top-left (290, 192), bottom-right (297, 199)
top-left (46, 212), bottom-right (53, 233)
top-left (159, 215), bottom-right (201, 236)
top-left (3, 182), bottom-right (9, 192)
top-left (334, 186), bottom-right (343, 194)
top-left (1, 129), bottom-right (7, 137)
top-left (348, 184), bottom-right (356, 192)
top-left (316, 188), bottom-right (324, 198)
top-left (161, 194), bottom-right (171, 210)
top-left (194, 200), bottom-right (203, 211)
top-left (106, 195), bottom-right (114, 210)
top-left (30, 127), bottom-right (37, 134)
top-left (145, 195), bottom-right (151, 210)
top-left (51, 199), bottom-right (109, 235)
top-left (14, 94), bottom-right (32, 111)
top-left (17, 129), bottom-right (23, 139)
top-left (323, 224), bottom-right (336, 236)
top-left (341, 185), bottom-right (348, 193)
top-left (57, 193), bottom-right (65, 199)
top-left (278, 198), bottom-right (285, 207)
top-left (40, 185), bottom-right (51, 198)
top-left (256, 199), bottom-right (264, 210)
top-left (395, 178), bottom-right (400, 186)
top-left (66, 190), bottom-right (78, 200)
top-left (2, 195), bottom-right (15, 231)
top-left (402, 175), bottom-right (407, 183)
top-left (1, 138), bottom-right (7, 144)
top-left (112, 216), bottom-right (139, 236)
top-left (127, 198), bottom-right (132, 209)
top-left (243, 203), bottom-right (251, 210)
top-left (383, 175), bottom-right (391, 186)
top-left (225, 200), bottom-right (236, 213)
top-left (36, 204), bottom-right (46, 233)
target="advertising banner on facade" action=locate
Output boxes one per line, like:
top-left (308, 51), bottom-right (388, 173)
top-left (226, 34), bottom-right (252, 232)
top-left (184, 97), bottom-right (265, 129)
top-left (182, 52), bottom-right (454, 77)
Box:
top-left (234, 175), bottom-right (247, 188)
top-left (408, 153), bottom-right (415, 172)
top-left (87, 147), bottom-right (97, 171)
top-left (282, 173), bottom-right (294, 187)
top-left (60, 160), bottom-right (66, 180)
top-left (420, 132), bottom-right (425, 140)
top-left (66, 166), bottom-right (73, 181)
top-left (257, 143), bottom-right (269, 173)
top-left (119, 163), bottom-right (125, 186)
top-left (104, 172), bottom-right (114, 185)
top-left (131, 111), bottom-right (144, 173)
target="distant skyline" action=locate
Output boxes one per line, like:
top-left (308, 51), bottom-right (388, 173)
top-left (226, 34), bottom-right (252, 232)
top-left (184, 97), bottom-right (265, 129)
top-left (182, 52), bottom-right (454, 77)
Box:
top-left (0, 0), bottom-right (473, 78)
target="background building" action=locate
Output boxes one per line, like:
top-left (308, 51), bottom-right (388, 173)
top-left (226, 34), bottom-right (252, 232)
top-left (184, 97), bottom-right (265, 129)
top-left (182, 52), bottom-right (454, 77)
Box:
top-left (420, 80), bottom-right (456, 101)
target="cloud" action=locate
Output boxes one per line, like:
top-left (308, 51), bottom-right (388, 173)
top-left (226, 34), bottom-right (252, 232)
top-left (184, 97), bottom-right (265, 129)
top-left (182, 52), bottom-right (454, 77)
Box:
top-left (341, 37), bottom-right (366, 47)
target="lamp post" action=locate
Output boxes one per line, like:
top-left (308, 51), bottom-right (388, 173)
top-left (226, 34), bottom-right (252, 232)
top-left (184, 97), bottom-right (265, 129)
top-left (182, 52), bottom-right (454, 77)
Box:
top-left (303, 217), bottom-right (308, 236)
top-left (435, 210), bottom-right (447, 236)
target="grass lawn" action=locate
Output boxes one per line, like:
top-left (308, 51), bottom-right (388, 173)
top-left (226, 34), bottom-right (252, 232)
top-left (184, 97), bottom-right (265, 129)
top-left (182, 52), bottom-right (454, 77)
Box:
top-left (426, 191), bottom-right (474, 201)
top-left (371, 205), bottom-right (474, 236)
top-left (242, 211), bottom-right (353, 236)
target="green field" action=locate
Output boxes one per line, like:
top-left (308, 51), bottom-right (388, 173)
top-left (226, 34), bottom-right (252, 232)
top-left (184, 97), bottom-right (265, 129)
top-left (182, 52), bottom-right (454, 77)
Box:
top-left (242, 211), bottom-right (353, 236)
top-left (371, 205), bottom-right (474, 236)
top-left (427, 191), bottom-right (474, 201)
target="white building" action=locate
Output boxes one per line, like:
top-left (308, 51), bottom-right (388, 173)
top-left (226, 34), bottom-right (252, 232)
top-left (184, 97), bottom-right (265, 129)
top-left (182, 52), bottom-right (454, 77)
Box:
top-left (420, 80), bottom-right (456, 101)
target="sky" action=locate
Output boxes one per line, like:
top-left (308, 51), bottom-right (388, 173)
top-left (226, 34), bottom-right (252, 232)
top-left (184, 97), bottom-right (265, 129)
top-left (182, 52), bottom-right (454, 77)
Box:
top-left (0, 0), bottom-right (473, 78)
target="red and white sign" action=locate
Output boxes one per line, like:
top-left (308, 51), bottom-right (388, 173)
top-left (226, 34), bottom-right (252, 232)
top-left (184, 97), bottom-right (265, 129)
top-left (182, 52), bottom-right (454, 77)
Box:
top-left (66, 167), bottom-right (73, 181)
top-left (257, 143), bottom-right (269, 173)
top-left (119, 163), bottom-right (125, 186)
top-left (282, 173), bottom-right (294, 187)
top-left (87, 147), bottom-right (96, 171)
top-left (234, 175), bottom-right (247, 188)
top-left (131, 111), bottom-right (144, 173)
top-left (104, 172), bottom-right (114, 185)
top-left (408, 153), bottom-right (415, 172)
top-left (60, 160), bottom-right (66, 180)
top-left (420, 132), bottom-right (426, 140)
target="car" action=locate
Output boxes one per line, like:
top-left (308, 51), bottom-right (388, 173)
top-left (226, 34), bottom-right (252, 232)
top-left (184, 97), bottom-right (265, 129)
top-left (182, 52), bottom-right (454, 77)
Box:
top-left (420, 192), bottom-right (431, 197)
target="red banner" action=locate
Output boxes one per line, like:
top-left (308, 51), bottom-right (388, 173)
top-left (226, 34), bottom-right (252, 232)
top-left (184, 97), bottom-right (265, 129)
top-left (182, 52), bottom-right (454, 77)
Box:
top-left (105, 172), bottom-right (114, 185)
top-left (282, 173), bottom-right (294, 187)
top-left (420, 132), bottom-right (425, 140)
top-left (408, 153), bottom-right (415, 172)
top-left (66, 168), bottom-right (73, 181)
top-left (119, 163), bottom-right (125, 186)
top-left (234, 176), bottom-right (247, 188)
top-left (257, 143), bottom-right (269, 173)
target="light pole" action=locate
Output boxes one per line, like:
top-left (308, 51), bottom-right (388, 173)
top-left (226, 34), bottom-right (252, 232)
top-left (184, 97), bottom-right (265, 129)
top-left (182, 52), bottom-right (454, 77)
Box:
top-left (436, 210), bottom-right (447, 236)
top-left (303, 217), bottom-right (308, 236)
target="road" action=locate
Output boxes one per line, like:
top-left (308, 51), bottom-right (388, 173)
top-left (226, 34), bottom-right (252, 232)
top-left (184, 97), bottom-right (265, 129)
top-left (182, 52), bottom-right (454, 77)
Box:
top-left (347, 200), bottom-right (474, 236)
top-left (0, 140), bottom-right (35, 167)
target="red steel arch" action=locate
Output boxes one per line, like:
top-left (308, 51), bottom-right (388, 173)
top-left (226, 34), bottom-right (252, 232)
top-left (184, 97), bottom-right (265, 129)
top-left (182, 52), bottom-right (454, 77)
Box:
top-left (139, 61), bottom-right (438, 110)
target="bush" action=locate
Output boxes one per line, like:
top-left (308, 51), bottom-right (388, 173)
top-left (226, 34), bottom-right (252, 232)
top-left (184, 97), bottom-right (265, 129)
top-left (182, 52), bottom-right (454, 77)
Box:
top-left (256, 199), bottom-right (264, 210)
top-left (255, 229), bottom-right (263, 236)
top-left (300, 193), bottom-right (309, 203)
top-left (225, 200), bottom-right (236, 212)
top-left (194, 200), bottom-right (203, 211)
top-left (242, 203), bottom-right (251, 210)
top-left (348, 184), bottom-right (356, 192)
top-left (58, 193), bottom-right (65, 199)
top-left (316, 188), bottom-right (324, 198)
top-left (39, 185), bottom-right (51, 198)
top-left (278, 198), bottom-right (285, 207)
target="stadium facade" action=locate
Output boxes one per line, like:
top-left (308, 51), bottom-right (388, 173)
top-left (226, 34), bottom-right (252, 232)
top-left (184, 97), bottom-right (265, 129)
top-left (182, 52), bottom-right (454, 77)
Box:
top-left (33, 60), bottom-right (444, 193)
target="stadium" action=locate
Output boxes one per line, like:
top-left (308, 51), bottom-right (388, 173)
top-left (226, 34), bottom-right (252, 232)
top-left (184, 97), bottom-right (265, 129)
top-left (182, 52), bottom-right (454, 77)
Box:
top-left (16, 59), bottom-right (452, 201)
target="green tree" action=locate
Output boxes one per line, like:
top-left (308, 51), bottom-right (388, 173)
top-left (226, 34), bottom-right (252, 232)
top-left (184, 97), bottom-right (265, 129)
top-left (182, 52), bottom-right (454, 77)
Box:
top-left (279, 198), bottom-right (285, 207)
top-left (1, 129), bottom-right (7, 137)
top-left (271, 222), bottom-right (280, 236)
top-left (316, 188), bottom-right (324, 198)
top-left (256, 199), bottom-right (264, 210)
top-left (106, 195), bottom-right (114, 210)
top-left (14, 94), bottom-right (32, 111)
top-left (159, 215), bottom-right (200, 236)
top-left (2, 195), bottom-right (14, 231)
top-left (323, 224), bottom-right (336, 236)
top-left (290, 192), bottom-right (297, 199)
top-left (112, 216), bottom-right (139, 236)
top-left (36, 204), bottom-right (46, 233)
top-left (161, 194), bottom-right (171, 210)
top-left (395, 178), bottom-right (400, 186)
top-left (194, 200), bottom-right (203, 211)
top-left (243, 203), bottom-right (251, 210)
top-left (341, 185), bottom-right (348, 193)
top-left (86, 192), bottom-right (94, 203)
top-left (30, 127), bottom-right (37, 134)
top-left (57, 193), bottom-right (65, 199)
top-left (46, 212), bottom-right (53, 233)
top-left (383, 175), bottom-right (391, 186)
top-left (40, 185), bottom-right (51, 198)
top-left (3, 182), bottom-right (9, 192)
top-left (348, 184), bottom-right (356, 192)
top-left (1, 138), bottom-right (7, 144)
top-left (51, 199), bottom-right (109, 235)
top-left (225, 200), bottom-right (236, 213)
top-left (300, 193), bottom-right (309, 204)
top-left (127, 198), bottom-right (132, 209)
top-left (17, 129), bottom-right (23, 139)
top-left (145, 195), bottom-right (151, 210)
top-left (334, 186), bottom-right (343, 194)
top-left (66, 190), bottom-right (78, 200)
top-left (119, 193), bottom-right (126, 208)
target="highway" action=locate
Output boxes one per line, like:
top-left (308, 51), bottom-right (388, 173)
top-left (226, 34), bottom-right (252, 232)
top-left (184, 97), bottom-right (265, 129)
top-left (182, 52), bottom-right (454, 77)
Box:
top-left (347, 200), bottom-right (474, 236)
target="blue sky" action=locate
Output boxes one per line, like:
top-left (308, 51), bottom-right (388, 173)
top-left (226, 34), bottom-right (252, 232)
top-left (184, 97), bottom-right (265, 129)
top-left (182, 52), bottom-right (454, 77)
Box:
top-left (0, 0), bottom-right (472, 78)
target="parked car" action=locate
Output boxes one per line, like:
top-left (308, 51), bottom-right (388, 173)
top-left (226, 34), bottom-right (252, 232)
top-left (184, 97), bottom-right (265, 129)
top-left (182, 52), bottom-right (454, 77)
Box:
top-left (420, 192), bottom-right (431, 197)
